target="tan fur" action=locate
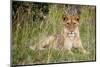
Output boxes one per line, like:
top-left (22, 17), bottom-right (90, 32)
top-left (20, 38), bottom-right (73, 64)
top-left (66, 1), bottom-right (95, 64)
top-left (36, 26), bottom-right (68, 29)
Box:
top-left (30, 15), bottom-right (86, 54)
top-left (62, 15), bottom-right (86, 54)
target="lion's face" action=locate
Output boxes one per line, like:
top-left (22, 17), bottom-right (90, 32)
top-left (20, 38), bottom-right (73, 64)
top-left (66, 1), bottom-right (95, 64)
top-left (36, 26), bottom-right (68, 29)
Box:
top-left (62, 15), bottom-right (80, 37)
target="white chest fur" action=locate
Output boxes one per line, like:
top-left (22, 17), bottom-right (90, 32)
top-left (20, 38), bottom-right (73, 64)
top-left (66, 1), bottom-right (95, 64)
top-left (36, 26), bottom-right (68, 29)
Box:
top-left (64, 36), bottom-right (75, 49)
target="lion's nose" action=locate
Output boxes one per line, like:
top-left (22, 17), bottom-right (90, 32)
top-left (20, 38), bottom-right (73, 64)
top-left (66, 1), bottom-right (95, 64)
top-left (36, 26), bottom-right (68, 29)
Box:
top-left (70, 29), bottom-right (74, 32)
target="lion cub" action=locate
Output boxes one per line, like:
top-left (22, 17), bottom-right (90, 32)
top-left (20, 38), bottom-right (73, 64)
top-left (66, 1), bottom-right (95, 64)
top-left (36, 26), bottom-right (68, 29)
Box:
top-left (30, 15), bottom-right (86, 54)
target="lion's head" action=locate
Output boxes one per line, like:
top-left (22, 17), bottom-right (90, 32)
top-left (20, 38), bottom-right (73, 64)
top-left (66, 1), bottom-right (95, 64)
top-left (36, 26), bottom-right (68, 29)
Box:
top-left (62, 15), bottom-right (80, 37)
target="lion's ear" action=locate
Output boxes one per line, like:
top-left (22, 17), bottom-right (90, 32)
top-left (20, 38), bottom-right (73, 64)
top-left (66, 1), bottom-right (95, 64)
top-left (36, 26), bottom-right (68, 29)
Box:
top-left (75, 16), bottom-right (80, 22)
top-left (62, 15), bottom-right (68, 22)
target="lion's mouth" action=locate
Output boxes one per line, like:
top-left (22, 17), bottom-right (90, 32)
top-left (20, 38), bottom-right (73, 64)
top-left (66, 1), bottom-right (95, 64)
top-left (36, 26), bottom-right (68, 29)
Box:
top-left (67, 32), bottom-right (76, 37)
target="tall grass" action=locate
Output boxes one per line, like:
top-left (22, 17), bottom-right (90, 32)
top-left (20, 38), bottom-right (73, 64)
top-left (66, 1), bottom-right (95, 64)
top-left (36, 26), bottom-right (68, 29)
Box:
top-left (12, 3), bottom-right (96, 65)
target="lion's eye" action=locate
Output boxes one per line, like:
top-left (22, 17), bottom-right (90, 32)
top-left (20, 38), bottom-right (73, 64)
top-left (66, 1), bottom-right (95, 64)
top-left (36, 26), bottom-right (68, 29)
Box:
top-left (73, 23), bottom-right (76, 25)
top-left (67, 23), bottom-right (69, 25)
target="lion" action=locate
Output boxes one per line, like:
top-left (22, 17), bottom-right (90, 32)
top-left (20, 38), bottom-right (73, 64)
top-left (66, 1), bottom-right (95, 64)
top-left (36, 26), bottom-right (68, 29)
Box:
top-left (30, 15), bottom-right (87, 54)
top-left (62, 15), bottom-right (86, 54)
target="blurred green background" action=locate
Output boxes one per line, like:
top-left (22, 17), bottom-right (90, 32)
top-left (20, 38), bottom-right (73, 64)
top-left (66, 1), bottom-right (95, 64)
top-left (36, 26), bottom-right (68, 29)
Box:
top-left (12, 1), bottom-right (96, 65)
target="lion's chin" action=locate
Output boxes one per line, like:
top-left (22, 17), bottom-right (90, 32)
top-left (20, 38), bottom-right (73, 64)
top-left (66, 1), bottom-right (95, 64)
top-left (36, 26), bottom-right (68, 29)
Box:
top-left (68, 33), bottom-right (76, 40)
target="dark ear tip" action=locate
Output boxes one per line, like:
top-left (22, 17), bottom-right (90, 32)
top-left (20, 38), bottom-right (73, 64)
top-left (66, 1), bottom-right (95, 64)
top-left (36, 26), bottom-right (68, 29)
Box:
top-left (63, 17), bottom-right (65, 21)
top-left (77, 17), bottom-right (79, 21)
top-left (62, 15), bottom-right (67, 21)
top-left (76, 16), bottom-right (80, 21)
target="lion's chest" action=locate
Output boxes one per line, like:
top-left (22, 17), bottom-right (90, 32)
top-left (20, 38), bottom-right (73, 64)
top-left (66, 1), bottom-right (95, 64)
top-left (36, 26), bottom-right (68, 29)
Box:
top-left (64, 36), bottom-right (75, 49)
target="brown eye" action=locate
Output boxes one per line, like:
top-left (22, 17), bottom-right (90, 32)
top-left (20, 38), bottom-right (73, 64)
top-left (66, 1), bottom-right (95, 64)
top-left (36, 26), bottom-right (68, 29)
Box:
top-left (67, 23), bottom-right (69, 25)
top-left (73, 23), bottom-right (76, 25)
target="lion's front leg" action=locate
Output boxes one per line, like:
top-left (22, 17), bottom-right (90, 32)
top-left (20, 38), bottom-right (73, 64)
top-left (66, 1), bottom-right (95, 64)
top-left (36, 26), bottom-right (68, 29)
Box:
top-left (74, 37), bottom-right (87, 54)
